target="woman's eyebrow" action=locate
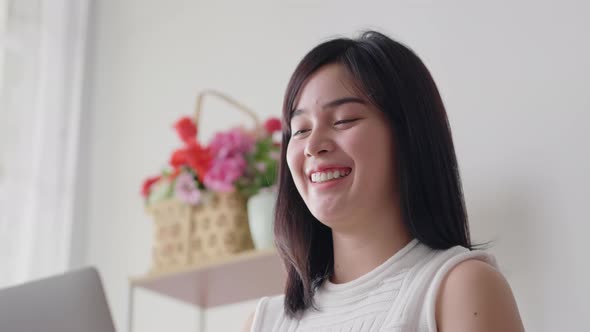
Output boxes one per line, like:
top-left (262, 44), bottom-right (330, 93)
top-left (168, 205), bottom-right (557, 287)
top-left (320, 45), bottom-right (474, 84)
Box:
top-left (291, 97), bottom-right (366, 118)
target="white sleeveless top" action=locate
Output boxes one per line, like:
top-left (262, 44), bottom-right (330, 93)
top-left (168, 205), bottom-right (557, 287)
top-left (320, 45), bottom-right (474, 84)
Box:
top-left (251, 239), bottom-right (497, 332)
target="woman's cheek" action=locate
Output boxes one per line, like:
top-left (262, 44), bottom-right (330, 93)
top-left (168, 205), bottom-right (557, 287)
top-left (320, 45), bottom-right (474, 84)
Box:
top-left (340, 131), bottom-right (364, 155)
top-left (286, 143), bottom-right (302, 178)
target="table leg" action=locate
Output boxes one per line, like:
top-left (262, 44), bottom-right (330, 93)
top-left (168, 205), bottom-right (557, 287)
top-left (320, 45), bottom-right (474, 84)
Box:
top-left (127, 285), bottom-right (136, 332)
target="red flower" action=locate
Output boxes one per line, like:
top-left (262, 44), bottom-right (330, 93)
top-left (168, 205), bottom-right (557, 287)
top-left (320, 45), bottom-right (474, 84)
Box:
top-left (170, 149), bottom-right (188, 169)
top-left (169, 139), bottom-right (212, 182)
top-left (263, 117), bottom-right (282, 134)
top-left (174, 117), bottom-right (197, 144)
top-left (141, 175), bottom-right (161, 198)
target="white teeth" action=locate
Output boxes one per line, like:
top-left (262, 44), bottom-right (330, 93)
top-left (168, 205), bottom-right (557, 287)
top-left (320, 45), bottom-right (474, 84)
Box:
top-left (310, 169), bottom-right (350, 183)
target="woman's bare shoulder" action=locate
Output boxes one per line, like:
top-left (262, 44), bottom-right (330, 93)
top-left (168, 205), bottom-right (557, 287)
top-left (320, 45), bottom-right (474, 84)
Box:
top-left (435, 259), bottom-right (525, 332)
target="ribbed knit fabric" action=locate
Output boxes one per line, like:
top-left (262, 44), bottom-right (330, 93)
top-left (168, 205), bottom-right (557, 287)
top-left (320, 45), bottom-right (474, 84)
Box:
top-left (251, 239), bottom-right (497, 332)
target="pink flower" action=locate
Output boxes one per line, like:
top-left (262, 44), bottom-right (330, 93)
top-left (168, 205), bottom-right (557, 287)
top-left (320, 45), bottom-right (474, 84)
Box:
top-left (208, 128), bottom-right (255, 159)
top-left (203, 155), bottom-right (247, 192)
top-left (255, 162), bottom-right (267, 172)
top-left (174, 172), bottom-right (202, 205)
top-left (201, 127), bottom-right (254, 192)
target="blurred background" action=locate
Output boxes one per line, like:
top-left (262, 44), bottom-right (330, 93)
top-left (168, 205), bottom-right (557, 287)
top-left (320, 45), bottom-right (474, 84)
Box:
top-left (1, 0), bottom-right (589, 331)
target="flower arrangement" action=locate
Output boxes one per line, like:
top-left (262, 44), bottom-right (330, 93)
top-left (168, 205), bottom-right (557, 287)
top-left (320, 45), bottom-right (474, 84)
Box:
top-left (141, 116), bottom-right (282, 206)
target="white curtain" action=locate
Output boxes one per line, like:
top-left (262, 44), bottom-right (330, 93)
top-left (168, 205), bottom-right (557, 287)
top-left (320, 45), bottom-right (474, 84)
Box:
top-left (0, 0), bottom-right (89, 287)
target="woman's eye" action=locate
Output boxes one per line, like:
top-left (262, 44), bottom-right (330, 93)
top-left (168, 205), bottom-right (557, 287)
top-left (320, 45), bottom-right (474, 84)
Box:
top-left (334, 119), bottom-right (358, 126)
top-left (292, 129), bottom-right (309, 137)
top-left (291, 119), bottom-right (359, 137)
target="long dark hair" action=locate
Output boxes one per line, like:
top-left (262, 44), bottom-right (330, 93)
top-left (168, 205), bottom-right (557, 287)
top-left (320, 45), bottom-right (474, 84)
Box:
top-left (274, 30), bottom-right (473, 318)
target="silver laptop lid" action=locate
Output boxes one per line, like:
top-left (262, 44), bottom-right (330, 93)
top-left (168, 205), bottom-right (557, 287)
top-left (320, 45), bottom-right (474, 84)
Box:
top-left (0, 267), bottom-right (117, 332)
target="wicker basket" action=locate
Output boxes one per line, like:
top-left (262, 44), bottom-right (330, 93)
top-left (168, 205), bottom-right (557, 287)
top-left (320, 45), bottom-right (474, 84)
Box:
top-left (147, 90), bottom-right (260, 273)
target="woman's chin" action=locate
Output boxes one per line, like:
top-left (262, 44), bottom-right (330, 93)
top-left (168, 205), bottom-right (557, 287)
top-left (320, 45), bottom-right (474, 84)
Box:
top-left (310, 208), bottom-right (347, 228)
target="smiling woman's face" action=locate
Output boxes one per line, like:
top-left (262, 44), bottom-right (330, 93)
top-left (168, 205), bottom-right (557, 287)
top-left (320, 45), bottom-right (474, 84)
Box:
top-left (286, 63), bottom-right (399, 228)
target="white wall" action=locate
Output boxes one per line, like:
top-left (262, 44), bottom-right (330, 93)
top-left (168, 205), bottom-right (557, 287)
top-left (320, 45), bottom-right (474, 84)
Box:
top-left (80, 0), bottom-right (590, 331)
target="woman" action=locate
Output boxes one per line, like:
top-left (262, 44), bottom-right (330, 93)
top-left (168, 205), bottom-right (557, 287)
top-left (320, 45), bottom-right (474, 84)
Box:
top-left (244, 30), bottom-right (524, 331)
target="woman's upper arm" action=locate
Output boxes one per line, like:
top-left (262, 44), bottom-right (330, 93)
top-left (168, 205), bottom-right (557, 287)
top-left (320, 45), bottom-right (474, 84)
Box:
top-left (435, 259), bottom-right (525, 332)
top-left (242, 311), bottom-right (255, 332)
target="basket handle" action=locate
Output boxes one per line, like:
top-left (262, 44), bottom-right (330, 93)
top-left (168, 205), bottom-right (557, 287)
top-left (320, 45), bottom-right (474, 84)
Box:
top-left (194, 90), bottom-right (261, 135)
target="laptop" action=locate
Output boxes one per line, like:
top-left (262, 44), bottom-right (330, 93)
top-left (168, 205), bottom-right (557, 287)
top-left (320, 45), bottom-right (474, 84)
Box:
top-left (0, 267), bottom-right (117, 332)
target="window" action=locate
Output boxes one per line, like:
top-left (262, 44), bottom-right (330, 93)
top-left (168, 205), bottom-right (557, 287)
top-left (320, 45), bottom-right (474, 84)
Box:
top-left (0, 0), bottom-right (89, 287)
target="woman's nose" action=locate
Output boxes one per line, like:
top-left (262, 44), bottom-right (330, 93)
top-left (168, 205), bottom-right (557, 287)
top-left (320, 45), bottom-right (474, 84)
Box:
top-left (304, 130), bottom-right (334, 157)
